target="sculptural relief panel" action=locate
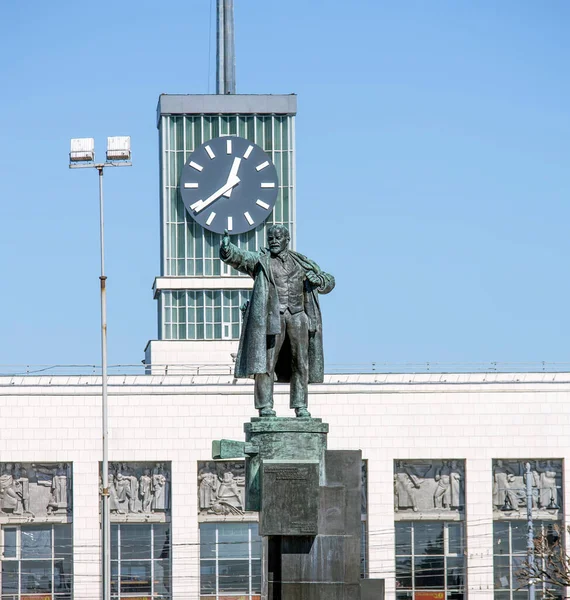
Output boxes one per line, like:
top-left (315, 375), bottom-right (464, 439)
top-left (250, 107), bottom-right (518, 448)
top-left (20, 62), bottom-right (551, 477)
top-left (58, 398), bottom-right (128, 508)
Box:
top-left (492, 459), bottom-right (562, 520)
top-left (0, 462), bottom-right (72, 523)
top-left (394, 460), bottom-right (465, 520)
top-left (198, 461), bottom-right (248, 518)
top-left (102, 462), bottom-right (171, 523)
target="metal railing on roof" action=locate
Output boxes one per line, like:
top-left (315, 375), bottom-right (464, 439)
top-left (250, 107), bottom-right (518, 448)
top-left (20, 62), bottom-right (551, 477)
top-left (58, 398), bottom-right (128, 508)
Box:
top-left (0, 361), bottom-right (568, 377)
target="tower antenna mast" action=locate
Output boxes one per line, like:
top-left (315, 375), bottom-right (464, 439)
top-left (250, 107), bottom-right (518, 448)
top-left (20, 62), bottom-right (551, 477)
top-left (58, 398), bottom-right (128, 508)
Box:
top-left (216, 0), bottom-right (236, 94)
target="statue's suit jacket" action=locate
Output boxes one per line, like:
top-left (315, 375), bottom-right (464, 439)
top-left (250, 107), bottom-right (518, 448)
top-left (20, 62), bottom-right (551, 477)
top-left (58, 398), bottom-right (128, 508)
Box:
top-left (220, 243), bottom-right (335, 383)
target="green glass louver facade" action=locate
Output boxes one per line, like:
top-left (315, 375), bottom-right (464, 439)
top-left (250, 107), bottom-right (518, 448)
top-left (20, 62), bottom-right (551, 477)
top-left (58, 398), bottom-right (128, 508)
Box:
top-left (156, 100), bottom-right (296, 341)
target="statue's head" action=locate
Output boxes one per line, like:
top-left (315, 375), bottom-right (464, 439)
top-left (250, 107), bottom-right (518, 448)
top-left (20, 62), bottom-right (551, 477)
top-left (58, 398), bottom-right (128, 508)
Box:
top-left (267, 225), bottom-right (290, 256)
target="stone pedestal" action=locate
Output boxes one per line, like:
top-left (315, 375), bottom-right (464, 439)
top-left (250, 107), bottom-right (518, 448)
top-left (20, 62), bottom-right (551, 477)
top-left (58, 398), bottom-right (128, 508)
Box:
top-left (213, 418), bottom-right (384, 600)
top-left (266, 450), bottom-right (364, 600)
top-left (244, 418), bottom-right (329, 512)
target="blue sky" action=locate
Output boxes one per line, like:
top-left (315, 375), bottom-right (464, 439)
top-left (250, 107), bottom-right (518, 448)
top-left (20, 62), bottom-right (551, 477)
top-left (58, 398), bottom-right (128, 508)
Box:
top-left (0, 1), bottom-right (569, 371)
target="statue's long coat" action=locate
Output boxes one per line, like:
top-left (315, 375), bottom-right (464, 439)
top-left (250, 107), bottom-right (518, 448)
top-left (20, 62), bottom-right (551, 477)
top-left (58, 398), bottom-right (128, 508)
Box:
top-left (220, 243), bottom-right (335, 382)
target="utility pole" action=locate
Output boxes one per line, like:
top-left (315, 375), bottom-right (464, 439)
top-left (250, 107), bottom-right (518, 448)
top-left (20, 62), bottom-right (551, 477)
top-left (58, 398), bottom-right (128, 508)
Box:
top-left (525, 462), bottom-right (536, 600)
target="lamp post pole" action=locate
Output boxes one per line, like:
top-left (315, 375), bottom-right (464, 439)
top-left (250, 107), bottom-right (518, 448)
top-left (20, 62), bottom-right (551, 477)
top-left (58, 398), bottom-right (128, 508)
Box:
top-left (69, 137), bottom-right (131, 600)
top-left (525, 462), bottom-right (536, 600)
top-left (98, 164), bottom-right (111, 600)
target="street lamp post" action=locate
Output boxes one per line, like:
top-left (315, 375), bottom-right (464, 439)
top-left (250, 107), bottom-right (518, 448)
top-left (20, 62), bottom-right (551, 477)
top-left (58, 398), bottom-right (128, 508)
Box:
top-left (69, 136), bottom-right (132, 600)
top-left (525, 462), bottom-right (536, 600)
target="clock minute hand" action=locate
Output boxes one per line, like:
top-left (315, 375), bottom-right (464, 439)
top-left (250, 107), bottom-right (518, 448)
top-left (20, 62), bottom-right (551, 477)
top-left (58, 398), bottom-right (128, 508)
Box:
top-left (193, 176), bottom-right (240, 214)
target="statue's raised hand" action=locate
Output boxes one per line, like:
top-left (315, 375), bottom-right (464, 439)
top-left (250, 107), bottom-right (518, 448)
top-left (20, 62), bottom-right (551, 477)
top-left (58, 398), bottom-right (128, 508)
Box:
top-left (220, 229), bottom-right (232, 259)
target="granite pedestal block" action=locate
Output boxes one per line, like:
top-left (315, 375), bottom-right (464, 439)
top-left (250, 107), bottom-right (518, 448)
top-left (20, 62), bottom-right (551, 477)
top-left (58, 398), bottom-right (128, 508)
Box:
top-left (266, 450), bottom-right (368, 600)
top-left (212, 419), bottom-right (384, 600)
top-left (244, 417), bottom-right (328, 511)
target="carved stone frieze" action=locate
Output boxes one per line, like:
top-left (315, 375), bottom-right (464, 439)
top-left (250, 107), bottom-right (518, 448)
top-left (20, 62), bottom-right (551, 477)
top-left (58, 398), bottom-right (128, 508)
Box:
top-left (198, 461), bottom-right (246, 517)
top-left (394, 460), bottom-right (465, 520)
top-left (103, 462), bottom-right (171, 523)
top-left (0, 462), bottom-right (72, 523)
top-left (492, 459), bottom-right (562, 520)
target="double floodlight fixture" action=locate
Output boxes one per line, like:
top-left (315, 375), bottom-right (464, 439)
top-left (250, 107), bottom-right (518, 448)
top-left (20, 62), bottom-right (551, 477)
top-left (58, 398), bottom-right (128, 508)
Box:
top-left (69, 136), bottom-right (131, 166)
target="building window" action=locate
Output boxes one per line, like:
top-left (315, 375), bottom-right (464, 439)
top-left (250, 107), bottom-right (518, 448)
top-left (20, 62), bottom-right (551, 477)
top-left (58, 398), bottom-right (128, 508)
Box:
top-left (493, 520), bottom-right (562, 600)
top-left (395, 521), bottom-right (465, 600)
top-left (111, 523), bottom-right (171, 599)
top-left (1, 524), bottom-right (73, 600)
top-left (162, 290), bottom-right (250, 340)
top-left (200, 522), bottom-right (261, 600)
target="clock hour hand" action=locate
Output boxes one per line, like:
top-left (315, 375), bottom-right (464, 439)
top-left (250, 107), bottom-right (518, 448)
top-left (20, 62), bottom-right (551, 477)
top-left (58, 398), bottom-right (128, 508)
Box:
top-left (192, 176), bottom-right (240, 213)
top-left (224, 157), bottom-right (242, 198)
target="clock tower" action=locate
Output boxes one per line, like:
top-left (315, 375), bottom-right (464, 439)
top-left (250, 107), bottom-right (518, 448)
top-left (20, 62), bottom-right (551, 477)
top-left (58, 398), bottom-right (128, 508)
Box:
top-left (144, 6), bottom-right (297, 373)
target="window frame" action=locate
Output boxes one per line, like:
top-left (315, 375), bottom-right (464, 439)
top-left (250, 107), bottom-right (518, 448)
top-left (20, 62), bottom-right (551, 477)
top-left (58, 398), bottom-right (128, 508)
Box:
top-left (161, 289), bottom-right (250, 340)
top-left (395, 521), bottom-right (466, 599)
top-left (111, 522), bottom-right (171, 600)
top-left (493, 520), bottom-right (563, 600)
top-left (199, 522), bottom-right (261, 600)
top-left (1, 523), bottom-right (73, 600)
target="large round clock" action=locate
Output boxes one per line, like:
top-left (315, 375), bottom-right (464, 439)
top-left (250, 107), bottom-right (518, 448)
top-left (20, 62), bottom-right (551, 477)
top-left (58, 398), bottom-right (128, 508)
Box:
top-left (179, 136), bottom-right (279, 235)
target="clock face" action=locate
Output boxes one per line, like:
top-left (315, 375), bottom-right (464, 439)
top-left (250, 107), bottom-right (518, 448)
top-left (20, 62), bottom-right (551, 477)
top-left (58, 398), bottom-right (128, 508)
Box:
top-left (179, 136), bottom-right (279, 235)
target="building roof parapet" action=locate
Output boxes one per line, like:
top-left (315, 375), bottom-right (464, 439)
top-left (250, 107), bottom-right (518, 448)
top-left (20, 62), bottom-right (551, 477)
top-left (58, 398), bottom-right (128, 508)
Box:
top-left (156, 94), bottom-right (297, 126)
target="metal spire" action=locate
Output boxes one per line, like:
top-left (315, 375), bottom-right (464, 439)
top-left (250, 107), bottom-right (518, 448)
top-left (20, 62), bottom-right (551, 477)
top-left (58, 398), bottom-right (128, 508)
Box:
top-left (216, 0), bottom-right (236, 94)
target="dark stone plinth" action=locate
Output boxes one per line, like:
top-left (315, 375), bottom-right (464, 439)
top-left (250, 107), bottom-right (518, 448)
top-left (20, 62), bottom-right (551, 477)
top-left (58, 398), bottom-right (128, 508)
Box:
top-left (211, 419), bottom-right (385, 599)
top-left (244, 417), bottom-right (329, 511)
top-left (272, 582), bottom-right (361, 600)
top-left (260, 460), bottom-right (319, 536)
top-left (323, 450), bottom-right (362, 538)
top-left (319, 484), bottom-right (345, 535)
top-left (360, 579), bottom-right (385, 600)
top-left (265, 450), bottom-right (365, 600)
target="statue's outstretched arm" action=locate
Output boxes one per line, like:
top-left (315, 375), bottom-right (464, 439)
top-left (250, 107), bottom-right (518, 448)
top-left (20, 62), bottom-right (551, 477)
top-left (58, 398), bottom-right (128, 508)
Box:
top-left (219, 230), bottom-right (259, 277)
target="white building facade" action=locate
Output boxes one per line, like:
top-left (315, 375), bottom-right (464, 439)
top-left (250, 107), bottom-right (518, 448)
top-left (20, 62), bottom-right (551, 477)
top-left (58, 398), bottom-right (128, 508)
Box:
top-left (0, 370), bottom-right (567, 600)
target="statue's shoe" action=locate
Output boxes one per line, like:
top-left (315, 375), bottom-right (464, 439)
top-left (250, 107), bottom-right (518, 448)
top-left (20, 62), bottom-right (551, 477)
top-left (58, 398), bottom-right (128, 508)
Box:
top-left (295, 408), bottom-right (311, 418)
top-left (259, 408), bottom-right (277, 417)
